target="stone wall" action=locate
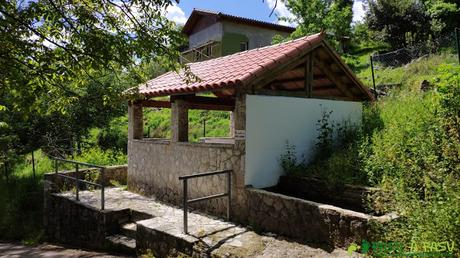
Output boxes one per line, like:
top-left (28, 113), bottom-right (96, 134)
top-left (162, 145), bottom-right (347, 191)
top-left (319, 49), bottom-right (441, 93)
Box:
top-left (127, 140), bottom-right (243, 216)
top-left (245, 188), bottom-right (393, 248)
top-left (128, 93), bottom-right (247, 217)
top-left (44, 193), bottom-right (130, 250)
top-left (44, 165), bottom-right (127, 191)
top-left (276, 176), bottom-right (381, 213)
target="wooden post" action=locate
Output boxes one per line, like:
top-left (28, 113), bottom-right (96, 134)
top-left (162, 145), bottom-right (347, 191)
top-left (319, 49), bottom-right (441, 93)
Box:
top-left (305, 54), bottom-right (314, 97)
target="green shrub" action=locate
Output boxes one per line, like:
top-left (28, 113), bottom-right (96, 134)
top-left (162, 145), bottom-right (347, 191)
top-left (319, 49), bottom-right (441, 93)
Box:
top-left (97, 116), bottom-right (128, 153)
top-left (279, 142), bottom-right (305, 176)
top-left (364, 63), bottom-right (460, 251)
top-left (75, 147), bottom-right (126, 166)
top-left (279, 110), bottom-right (370, 186)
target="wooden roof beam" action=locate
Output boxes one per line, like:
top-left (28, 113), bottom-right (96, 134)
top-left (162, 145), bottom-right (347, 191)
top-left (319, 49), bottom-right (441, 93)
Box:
top-left (142, 96), bottom-right (235, 111)
top-left (314, 58), bottom-right (355, 99)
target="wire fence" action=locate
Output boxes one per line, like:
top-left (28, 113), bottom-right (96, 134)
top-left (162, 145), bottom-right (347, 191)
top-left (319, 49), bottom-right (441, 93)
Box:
top-left (370, 28), bottom-right (460, 97)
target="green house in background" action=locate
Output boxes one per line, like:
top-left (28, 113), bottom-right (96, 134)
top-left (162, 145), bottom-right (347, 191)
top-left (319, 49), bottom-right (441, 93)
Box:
top-left (180, 9), bottom-right (295, 63)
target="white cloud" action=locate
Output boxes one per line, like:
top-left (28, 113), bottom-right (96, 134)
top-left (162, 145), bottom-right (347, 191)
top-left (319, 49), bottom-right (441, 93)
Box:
top-left (352, 0), bottom-right (366, 23)
top-left (165, 4), bottom-right (187, 25)
top-left (264, 0), bottom-right (298, 27)
top-left (265, 0), bottom-right (367, 26)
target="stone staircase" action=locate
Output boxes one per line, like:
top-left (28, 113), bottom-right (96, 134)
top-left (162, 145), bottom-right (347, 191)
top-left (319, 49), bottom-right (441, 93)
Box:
top-left (54, 188), bottom-right (353, 258)
top-left (105, 210), bottom-right (151, 255)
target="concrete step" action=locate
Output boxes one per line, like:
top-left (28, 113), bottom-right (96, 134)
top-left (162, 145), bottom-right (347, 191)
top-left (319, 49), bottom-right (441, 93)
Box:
top-left (130, 210), bottom-right (153, 222)
top-left (105, 234), bottom-right (136, 255)
top-left (120, 222), bottom-right (137, 239)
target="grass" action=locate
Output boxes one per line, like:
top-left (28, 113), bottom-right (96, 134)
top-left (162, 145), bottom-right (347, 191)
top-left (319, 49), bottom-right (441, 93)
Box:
top-left (142, 108), bottom-right (231, 141)
top-left (0, 148), bottom-right (127, 244)
top-left (353, 53), bottom-right (458, 89)
top-left (303, 53), bottom-right (460, 251)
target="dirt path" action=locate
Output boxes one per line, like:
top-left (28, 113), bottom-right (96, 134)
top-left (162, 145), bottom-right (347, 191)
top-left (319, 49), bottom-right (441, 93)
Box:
top-left (0, 242), bottom-right (130, 258)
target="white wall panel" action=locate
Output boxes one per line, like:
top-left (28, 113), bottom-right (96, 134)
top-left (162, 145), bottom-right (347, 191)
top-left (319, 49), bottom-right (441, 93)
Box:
top-left (245, 95), bottom-right (362, 188)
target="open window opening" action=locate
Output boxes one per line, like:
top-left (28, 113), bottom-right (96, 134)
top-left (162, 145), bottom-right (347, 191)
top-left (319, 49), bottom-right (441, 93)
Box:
top-left (143, 107), bottom-right (171, 140)
top-left (188, 109), bottom-right (232, 144)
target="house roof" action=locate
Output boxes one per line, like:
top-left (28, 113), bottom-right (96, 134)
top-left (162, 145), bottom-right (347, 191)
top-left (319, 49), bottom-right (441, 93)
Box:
top-left (182, 9), bottom-right (296, 35)
top-left (137, 32), bottom-right (374, 101)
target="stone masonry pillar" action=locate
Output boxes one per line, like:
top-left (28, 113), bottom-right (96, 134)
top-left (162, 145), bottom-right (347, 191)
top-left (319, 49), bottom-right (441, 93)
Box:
top-left (128, 101), bottom-right (143, 140)
top-left (171, 99), bottom-right (188, 142)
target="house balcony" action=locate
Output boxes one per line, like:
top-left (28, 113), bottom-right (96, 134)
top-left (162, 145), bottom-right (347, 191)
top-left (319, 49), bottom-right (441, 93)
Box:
top-left (180, 41), bottom-right (222, 63)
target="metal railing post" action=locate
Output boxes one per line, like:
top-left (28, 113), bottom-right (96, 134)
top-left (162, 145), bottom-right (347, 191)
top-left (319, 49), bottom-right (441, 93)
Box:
top-left (54, 159), bottom-right (58, 174)
top-left (179, 170), bottom-right (233, 234)
top-left (51, 157), bottom-right (106, 209)
top-left (75, 164), bottom-right (79, 201)
top-left (100, 168), bottom-right (105, 210)
top-left (227, 172), bottom-right (231, 220)
top-left (183, 179), bottom-right (188, 234)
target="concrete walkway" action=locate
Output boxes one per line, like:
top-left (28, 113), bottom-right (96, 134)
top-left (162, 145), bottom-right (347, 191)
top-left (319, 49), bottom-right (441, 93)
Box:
top-left (0, 242), bottom-right (128, 258)
top-left (59, 188), bottom-right (353, 257)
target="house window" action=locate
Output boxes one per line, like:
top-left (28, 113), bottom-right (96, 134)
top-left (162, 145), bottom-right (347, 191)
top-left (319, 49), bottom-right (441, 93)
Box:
top-left (240, 41), bottom-right (249, 51)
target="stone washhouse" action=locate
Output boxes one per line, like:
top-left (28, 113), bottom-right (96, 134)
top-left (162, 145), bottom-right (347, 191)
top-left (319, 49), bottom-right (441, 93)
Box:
top-left (124, 32), bottom-right (387, 247)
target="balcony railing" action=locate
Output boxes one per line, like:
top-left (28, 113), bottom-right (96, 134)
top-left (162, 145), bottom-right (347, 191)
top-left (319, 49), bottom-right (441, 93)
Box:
top-left (180, 41), bottom-right (221, 63)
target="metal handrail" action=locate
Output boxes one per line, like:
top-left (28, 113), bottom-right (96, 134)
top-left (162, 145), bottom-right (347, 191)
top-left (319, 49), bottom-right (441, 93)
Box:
top-left (179, 169), bottom-right (232, 234)
top-left (52, 157), bottom-right (106, 210)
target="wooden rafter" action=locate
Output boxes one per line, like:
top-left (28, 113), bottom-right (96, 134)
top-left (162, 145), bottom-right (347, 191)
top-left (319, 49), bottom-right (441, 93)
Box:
top-left (314, 57), bottom-right (355, 99)
top-left (305, 53), bottom-right (314, 97)
top-left (248, 43), bottom-right (323, 90)
top-left (141, 96), bottom-right (235, 111)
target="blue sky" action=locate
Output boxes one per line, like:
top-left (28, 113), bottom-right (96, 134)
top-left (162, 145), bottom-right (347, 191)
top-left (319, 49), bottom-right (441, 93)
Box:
top-left (166, 0), bottom-right (366, 26)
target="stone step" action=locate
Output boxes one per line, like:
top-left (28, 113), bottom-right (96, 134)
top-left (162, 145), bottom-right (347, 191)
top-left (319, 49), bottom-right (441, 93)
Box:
top-left (120, 222), bottom-right (137, 239)
top-left (130, 210), bottom-right (153, 222)
top-left (105, 234), bottom-right (136, 255)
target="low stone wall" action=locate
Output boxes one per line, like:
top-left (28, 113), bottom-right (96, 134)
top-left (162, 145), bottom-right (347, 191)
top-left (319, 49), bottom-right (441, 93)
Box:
top-left (127, 139), bottom-right (244, 216)
top-left (44, 193), bottom-right (130, 250)
top-left (245, 188), bottom-right (393, 248)
top-left (43, 165), bottom-right (129, 249)
top-left (275, 176), bottom-right (380, 213)
top-left (44, 165), bottom-right (128, 191)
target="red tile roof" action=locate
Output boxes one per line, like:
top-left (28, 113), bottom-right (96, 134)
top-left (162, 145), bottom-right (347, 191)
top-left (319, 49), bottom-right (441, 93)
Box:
top-left (138, 32), bottom-right (325, 97)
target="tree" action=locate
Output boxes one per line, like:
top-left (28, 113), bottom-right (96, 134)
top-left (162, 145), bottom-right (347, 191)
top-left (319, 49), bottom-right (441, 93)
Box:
top-left (280, 0), bottom-right (354, 51)
top-left (0, 1), bottom-right (185, 165)
top-left (0, 0), bottom-right (184, 110)
top-left (366, 0), bottom-right (431, 49)
top-left (425, 0), bottom-right (460, 36)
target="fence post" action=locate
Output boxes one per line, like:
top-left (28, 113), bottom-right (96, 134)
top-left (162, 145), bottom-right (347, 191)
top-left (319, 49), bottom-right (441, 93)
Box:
top-left (3, 161), bottom-right (8, 183)
top-left (370, 55), bottom-right (377, 99)
top-left (75, 164), bottom-right (79, 201)
top-left (183, 179), bottom-right (188, 234)
top-left (456, 27), bottom-right (460, 65)
top-left (100, 167), bottom-right (105, 210)
top-left (31, 151), bottom-right (36, 181)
